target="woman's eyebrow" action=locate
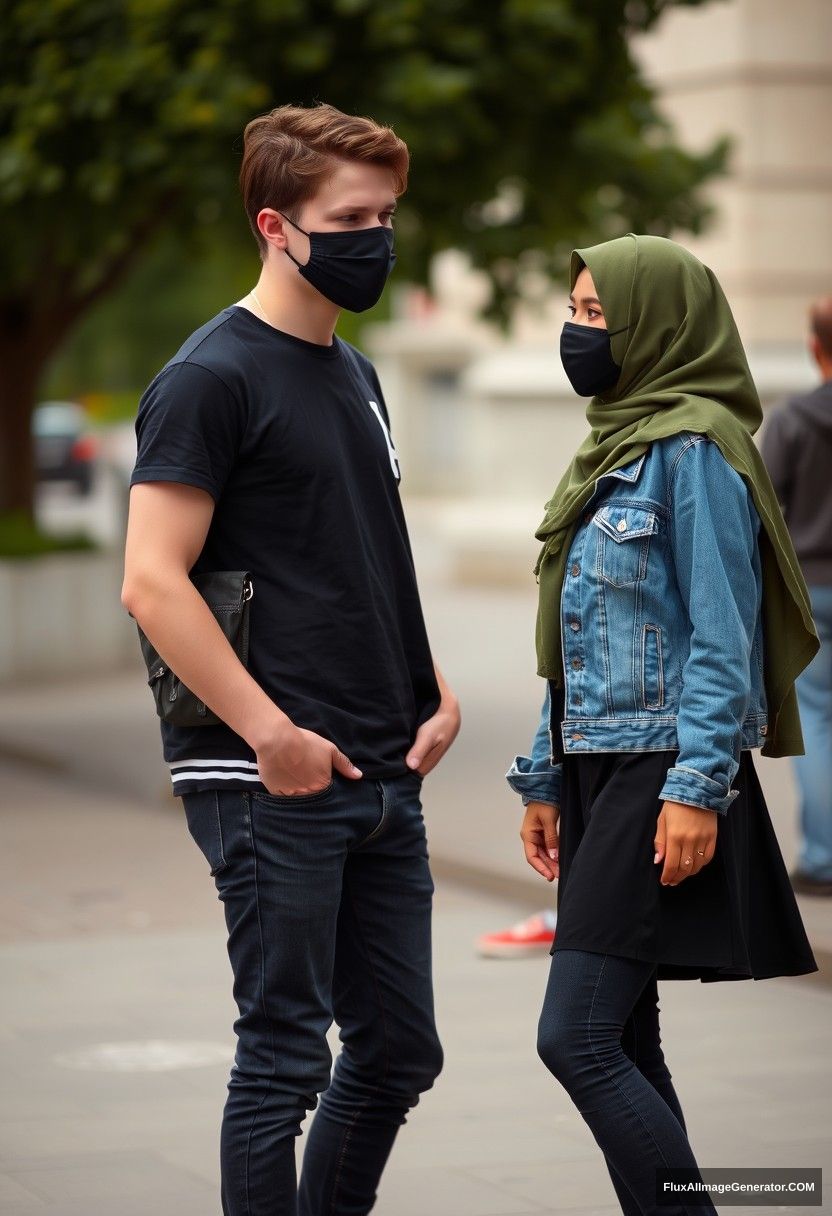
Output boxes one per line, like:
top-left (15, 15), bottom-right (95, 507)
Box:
top-left (569, 293), bottom-right (603, 307)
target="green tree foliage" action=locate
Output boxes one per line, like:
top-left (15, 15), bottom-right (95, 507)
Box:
top-left (0, 0), bottom-right (725, 515)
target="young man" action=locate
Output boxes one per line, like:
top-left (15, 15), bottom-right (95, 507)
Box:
top-left (121, 103), bottom-right (460, 1216)
top-left (761, 295), bottom-right (832, 897)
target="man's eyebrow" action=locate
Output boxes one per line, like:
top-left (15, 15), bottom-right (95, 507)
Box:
top-left (328, 200), bottom-right (398, 212)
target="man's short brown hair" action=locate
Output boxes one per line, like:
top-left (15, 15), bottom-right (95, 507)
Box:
top-left (809, 296), bottom-right (832, 358)
top-left (240, 103), bottom-right (409, 258)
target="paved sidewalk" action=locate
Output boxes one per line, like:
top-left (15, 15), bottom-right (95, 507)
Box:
top-left (1, 758), bottom-right (830, 1216)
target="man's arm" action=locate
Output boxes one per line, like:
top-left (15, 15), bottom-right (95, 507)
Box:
top-left (122, 481), bottom-right (362, 793)
top-left (404, 659), bottom-right (461, 776)
top-left (759, 406), bottom-right (794, 519)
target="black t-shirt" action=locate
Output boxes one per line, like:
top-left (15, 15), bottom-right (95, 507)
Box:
top-left (130, 305), bottom-right (441, 796)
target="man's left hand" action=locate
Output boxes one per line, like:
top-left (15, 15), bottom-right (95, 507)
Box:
top-left (406, 693), bottom-right (461, 777)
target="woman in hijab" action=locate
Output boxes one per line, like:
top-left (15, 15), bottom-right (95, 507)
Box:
top-left (506, 234), bottom-right (818, 1215)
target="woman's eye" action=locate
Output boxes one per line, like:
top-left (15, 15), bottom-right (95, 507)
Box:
top-left (587, 309), bottom-right (602, 321)
top-left (567, 305), bottom-right (576, 316)
top-left (381, 212), bottom-right (396, 225)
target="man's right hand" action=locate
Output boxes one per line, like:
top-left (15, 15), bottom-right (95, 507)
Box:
top-left (256, 721), bottom-right (363, 796)
top-left (520, 801), bottom-right (560, 882)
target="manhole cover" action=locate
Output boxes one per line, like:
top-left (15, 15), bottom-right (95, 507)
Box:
top-left (53, 1039), bottom-right (233, 1072)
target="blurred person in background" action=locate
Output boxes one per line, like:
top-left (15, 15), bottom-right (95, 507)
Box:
top-left (760, 297), bottom-right (832, 897)
top-left (506, 235), bottom-right (818, 1216)
top-left (121, 103), bottom-right (460, 1216)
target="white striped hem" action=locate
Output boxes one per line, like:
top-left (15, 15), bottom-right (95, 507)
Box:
top-left (169, 758), bottom-right (262, 785)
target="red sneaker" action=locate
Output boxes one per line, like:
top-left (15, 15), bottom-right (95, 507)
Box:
top-left (476, 909), bottom-right (557, 958)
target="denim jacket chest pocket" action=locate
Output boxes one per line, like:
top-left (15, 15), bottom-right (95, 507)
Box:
top-left (592, 503), bottom-right (660, 588)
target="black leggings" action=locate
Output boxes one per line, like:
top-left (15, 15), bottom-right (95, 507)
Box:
top-left (537, 948), bottom-right (716, 1216)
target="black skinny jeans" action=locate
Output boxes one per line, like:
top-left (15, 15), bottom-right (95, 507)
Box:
top-left (182, 770), bottom-right (442, 1216)
top-left (537, 948), bottom-right (716, 1216)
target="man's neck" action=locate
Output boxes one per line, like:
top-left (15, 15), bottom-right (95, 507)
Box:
top-left (243, 268), bottom-right (340, 347)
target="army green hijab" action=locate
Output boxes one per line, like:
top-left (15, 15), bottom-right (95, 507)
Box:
top-left (534, 233), bottom-right (818, 758)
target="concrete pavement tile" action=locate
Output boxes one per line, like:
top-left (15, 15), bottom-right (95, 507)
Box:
top-left (539, 1209), bottom-right (620, 1216)
top-left (10, 1064), bottom-right (207, 1111)
top-left (719, 1060), bottom-right (828, 1096)
top-left (458, 1161), bottom-right (621, 1211)
top-left (0, 1109), bottom-right (219, 1161)
top-left (374, 1164), bottom-right (549, 1214)
top-left (0, 1201), bottom-right (215, 1216)
top-left (154, 1138), bottom-right (221, 1189)
top-left (743, 1135), bottom-right (831, 1166)
top-left (411, 1073), bottom-right (567, 1121)
top-left (0, 1084), bottom-right (91, 1121)
top-left (4, 1150), bottom-right (216, 1206)
top-left (378, 1114), bottom-right (599, 1171)
top-left (684, 1125), bottom-right (832, 1176)
top-left (0, 1171), bottom-right (45, 1208)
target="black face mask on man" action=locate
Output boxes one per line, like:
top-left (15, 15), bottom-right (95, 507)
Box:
top-left (560, 322), bottom-right (628, 397)
top-left (279, 214), bottom-right (396, 313)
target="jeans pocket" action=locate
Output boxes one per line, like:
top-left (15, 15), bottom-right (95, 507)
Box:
top-left (183, 789), bottom-right (228, 876)
top-left (251, 778), bottom-right (337, 807)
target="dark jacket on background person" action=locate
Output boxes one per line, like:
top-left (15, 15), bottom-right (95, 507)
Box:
top-left (761, 381), bottom-right (832, 586)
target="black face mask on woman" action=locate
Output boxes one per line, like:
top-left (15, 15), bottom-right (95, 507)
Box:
top-left (280, 214), bottom-right (396, 313)
top-left (560, 321), bottom-right (628, 397)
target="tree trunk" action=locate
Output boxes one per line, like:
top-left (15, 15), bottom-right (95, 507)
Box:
top-left (0, 333), bottom-right (47, 518)
top-left (0, 302), bottom-right (95, 518)
top-left (0, 201), bottom-right (178, 517)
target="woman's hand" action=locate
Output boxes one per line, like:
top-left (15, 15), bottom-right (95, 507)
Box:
top-left (654, 800), bottom-right (718, 886)
top-left (520, 801), bottom-right (560, 882)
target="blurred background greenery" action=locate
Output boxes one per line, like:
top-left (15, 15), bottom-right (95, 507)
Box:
top-left (1, 0), bottom-right (725, 536)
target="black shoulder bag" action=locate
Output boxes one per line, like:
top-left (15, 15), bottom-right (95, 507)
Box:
top-left (133, 570), bottom-right (253, 727)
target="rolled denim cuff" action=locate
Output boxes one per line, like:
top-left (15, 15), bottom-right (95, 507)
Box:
top-left (658, 764), bottom-right (739, 816)
top-left (505, 755), bottom-right (562, 807)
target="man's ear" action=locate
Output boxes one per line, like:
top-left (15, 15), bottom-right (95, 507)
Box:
top-left (257, 208), bottom-right (289, 254)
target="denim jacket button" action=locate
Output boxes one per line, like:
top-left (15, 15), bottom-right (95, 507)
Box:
top-left (616, 518), bottom-right (628, 532)
top-left (569, 620), bottom-right (580, 632)
top-left (571, 733), bottom-right (585, 741)
top-left (571, 657), bottom-right (583, 670)
top-left (571, 563), bottom-right (581, 576)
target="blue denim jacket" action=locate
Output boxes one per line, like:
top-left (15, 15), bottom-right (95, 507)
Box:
top-left (506, 432), bottom-right (768, 815)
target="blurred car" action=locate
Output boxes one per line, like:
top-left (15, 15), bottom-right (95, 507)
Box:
top-left (33, 401), bottom-right (99, 496)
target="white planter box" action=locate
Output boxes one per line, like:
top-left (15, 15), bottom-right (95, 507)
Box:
top-left (0, 550), bottom-right (136, 684)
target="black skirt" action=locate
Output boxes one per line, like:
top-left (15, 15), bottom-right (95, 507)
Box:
top-left (549, 692), bottom-right (818, 982)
